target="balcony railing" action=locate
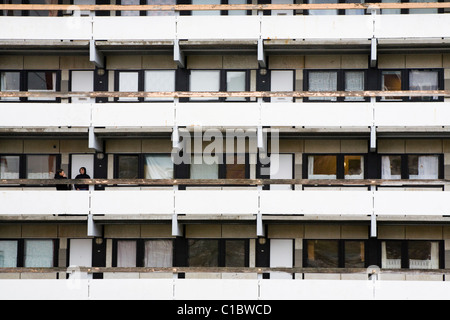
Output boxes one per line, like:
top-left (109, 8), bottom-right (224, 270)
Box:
top-left (0, 91), bottom-right (449, 129)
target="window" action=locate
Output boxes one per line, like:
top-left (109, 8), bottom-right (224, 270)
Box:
top-left (116, 155), bottom-right (140, 179)
top-left (307, 155), bottom-right (337, 179)
top-left (381, 0), bottom-right (400, 14)
top-left (191, 0), bottom-right (221, 16)
top-left (345, 0), bottom-right (364, 15)
top-left (188, 239), bottom-right (248, 267)
top-left (114, 239), bottom-right (173, 267)
top-left (381, 70), bottom-right (402, 101)
top-left (306, 154), bottom-right (365, 180)
top-left (119, 0), bottom-right (140, 16)
top-left (226, 71), bottom-right (247, 102)
top-left (146, 0), bottom-right (176, 16)
top-left (381, 241), bottom-right (441, 269)
top-left (190, 70), bottom-right (221, 101)
top-left (71, 71), bottom-right (95, 104)
top-left (224, 154), bottom-right (247, 179)
top-left (308, 0), bottom-right (338, 15)
top-left (0, 72), bottom-right (20, 101)
top-left (26, 155), bottom-right (57, 179)
top-left (307, 71), bottom-right (338, 102)
top-left (271, 70), bottom-right (294, 103)
top-left (27, 71), bottom-right (58, 102)
top-left (409, 70), bottom-right (439, 101)
top-left (190, 154), bottom-right (220, 179)
top-left (409, 0), bottom-right (438, 14)
top-left (344, 71), bottom-right (365, 101)
top-left (0, 240), bottom-right (18, 267)
top-left (381, 154), bottom-right (441, 180)
top-left (144, 154), bottom-right (174, 179)
top-left (0, 155), bottom-right (20, 179)
top-left (144, 70), bottom-right (176, 102)
top-left (24, 240), bottom-right (55, 268)
top-left (116, 71), bottom-right (140, 102)
top-left (305, 240), bottom-right (367, 268)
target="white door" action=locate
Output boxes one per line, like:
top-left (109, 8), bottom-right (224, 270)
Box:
top-left (270, 154), bottom-right (293, 190)
top-left (270, 239), bottom-right (293, 279)
top-left (71, 71), bottom-right (94, 104)
top-left (271, 70), bottom-right (294, 102)
top-left (272, 0), bottom-right (294, 16)
top-left (69, 239), bottom-right (93, 279)
top-left (71, 154), bottom-right (94, 180)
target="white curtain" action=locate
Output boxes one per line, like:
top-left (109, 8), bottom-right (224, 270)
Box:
top-left (191, 162), bottom-right (219, 179)
top-left (145, 70), bottom-right (175, 101)
top-left (410, 156), bottom-right (439, 179)
top-left (190, 70), bottom-right (220, 101)
top-left (308, 71), bottom-right (338, 101)
top-left (24, 240), bottom-right (53, 268)
top-left (147, 0), bottom-right (176, 16)
top-left (0, 241), bottom-right (18, 268)
top-left (345, 71), bottom-right (365, 101)
top-left (144, 240), bottom-right (173, 267)
top-left (119, 72), bottom-right (139, 101)
top-left (117, 241), bottom-right (137, 267)
top-left (226, 71), bottom-right (246, 101)
top-left (122, 0), bottom-right (140, 16)
top-left (410, 242), bottom-right (439, 270)
top-left (0, 72), bottom-right (20, 101)
top-left (409, 70), bottom-right (438, 100)
top-left (308, 0), bottom-right (338, 15)
top-left (145, 155), bottom-right (174, 179)
top-left (381, 156), bottom-right (401, 179)
top-left (381, 242), bottom-right (401, 269)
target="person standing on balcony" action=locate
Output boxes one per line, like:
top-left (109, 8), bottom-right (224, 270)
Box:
top-left (75, 167), bottom-right (91, 191)
top-left (54, 169), bottom-right (72, 191)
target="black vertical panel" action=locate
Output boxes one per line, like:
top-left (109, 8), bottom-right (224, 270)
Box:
top-left (92, 238), bottom-right (106, 279)
top-left (367, 151), bottom-right (379, 179)
top-left (94, 67), bottom-right (108, 104)
top-left (367, 237), bottom-right (380, 268)
top-left (94, 149), bottom-right (108, 191)
top-left (178, 0), bottom-right (191, 16)
top-left (176, 68), bottom-right (190, 102)
top-left (96, 0), bottom-right (110, 16)
top-left (255, 237), bottom-right (270, 268)
top-left (256, 69), bottom-right (271, 103)
top-left (367, 65), bottom-right (378, 91)
top-left (174, 236), bottom-right (188, 267)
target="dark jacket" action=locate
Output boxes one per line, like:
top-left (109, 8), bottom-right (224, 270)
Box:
top-left (75, 173), bottom-right (91, 190)
top-left (54, 174), bottom-right (71, 191)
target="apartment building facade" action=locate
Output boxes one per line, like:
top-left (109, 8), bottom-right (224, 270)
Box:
top-left (1, 0), bottom-right (450, 299)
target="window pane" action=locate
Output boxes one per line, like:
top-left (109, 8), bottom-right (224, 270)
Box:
top-left (408, 155), bottom-right (439, 179)
top-left (382, 241), bottom-right (402, 269)
top-left (308, 0), bottom-right (338, 15)
top-left (381, 0), bottom-right (400, 14)
top-left (345, 241), bottom-right (365, 268)
top-left (0, 241), bottom-right (18, 267)
top-left (144, 70), bottom-right (175, 101)
top-left (381, 71), bottom-right (402, 101)
top-left (225, 154), bottom-right (246, 179)
top-left (381, 155), bottom-right (402, 179)
top-left (192, 0), bottom-right (221, 16)
top-left (344, 71), bottom-right (365, 101)
top-left (306, 240), bottom-right (339, 268)
top-left (409, 0), bottom-right (437, 14)
top-left (28, 72), bottom-right (57, 101)
top-left (225, 240), bottom-right (246, 267)
top-left (409, 70), bottom-right (439, 101)
top-left (26, 155), bottom-right (57, 179)
top-left (24, 240), bottom-right (53, 267)
top-left (308, 71), bottom-right (338, 101)
top-left (117, 240), bottom-right (136, 267)
top-left (344, 155), bottom-right (364, 179)
top-left (409, 241), bottom-right (439, 270)
top-left (345, 0), bottom-right (364, 15)
top-left (0, 72), bottom-right (20, 101)
top-left (308, 155), bottom-right (337, 179)
top-left (188, 240), bottom-right (219, 267)
top-left (190, 155), bottom-right (219, 179)
top-left (144, 155), bottom-right (174, 179)
top-left (117, 155), bottom-right (139, 179)
top-left (147, 0), bottom-right (176, 16)
top-left (119, 72), bottom-right (139, 101)
top-left (190, 70), bottom-right (220, 101)
top-left (0, 156), bottom-right (20, 179)
top-left (121, 0), bottom-right (140, 16)
top-left (226, 71), bottom-right (246, 101)
top-left (144, 240), bottom-right (173, 267)
top-left (28, 0), bottom-right (58, 17)
top-left (228, 0), bottom-right (247, 15)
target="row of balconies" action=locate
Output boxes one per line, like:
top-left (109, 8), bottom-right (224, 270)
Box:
top-left (1, 101), bottom-right (449, 129)
top-left (0, 13), bottom-right (449, 43)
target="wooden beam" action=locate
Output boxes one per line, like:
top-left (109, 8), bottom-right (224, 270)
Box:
top-left (1, 3), bottom-right (450, 11)
top-left (0, 178), bottom-right (447, 186)
top-left (0, 90), bottom-right (448, 98)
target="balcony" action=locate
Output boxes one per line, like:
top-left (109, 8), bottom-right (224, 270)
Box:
top-left (1, 3), bottom-right (450, 55)
top-left (1, 276), bottom-right (450, 300)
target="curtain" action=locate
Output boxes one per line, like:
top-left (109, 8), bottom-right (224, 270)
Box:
top-left (308, 0), bottom-right (338, 16)
top-left (308, 71), bottom-right (338, 101)
top-left (122, 0), bottom-right (140, 16)
top-left (411, 156), bottom-right (439, 179)
top-left (344, 71), bottom-right (365, 101)
top-left (117, 241), bottom-right (137, 267)
top-left (409, 70), bottom-right (438, 101)
top-left (147, 0), bottom-right (176, 16)
top-left (190, 71), bottom-right (220, 101)
top-left (381, 156), bottom-right (401, 179)
top-left (119, 72), bottom-right (139, 101)
top-left (0, 156), bottom-right (20, 179)
top-left (381, 0), bottom-right (400, 14)
top-left (345, 0), bottom-right (364, 15)
top-left (0, 72), bottom-right (20, 101)
top-left (24, 240), bottom-right (53, 268)
top-left (144, 71), bottom-right (175, 101)
top-left (0, 241), bottom-right (18, 268)
top-left (226, 71), bottom-right (246, 101)
top-left (145, 155), bottom-right (174, 179)
top-left (144, 240), bottom-right (173, 267)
